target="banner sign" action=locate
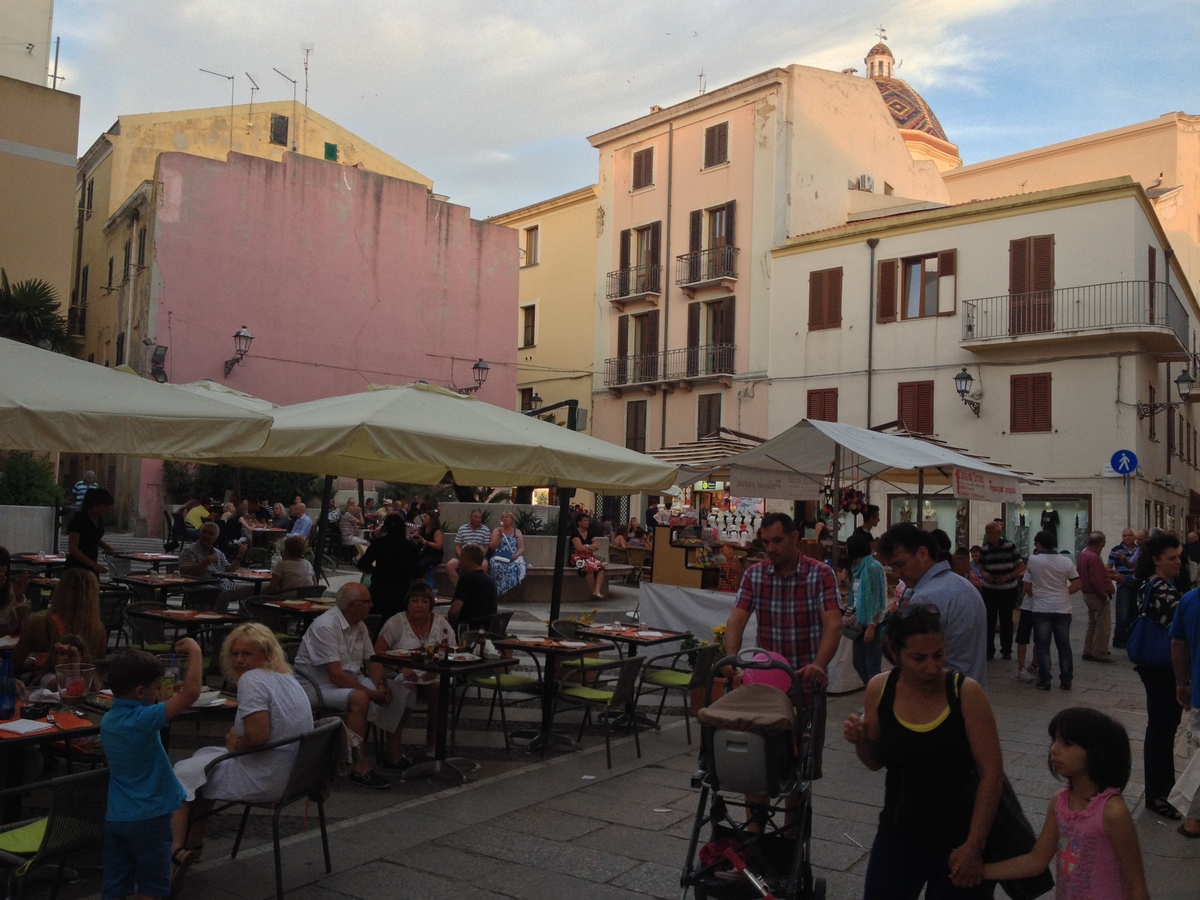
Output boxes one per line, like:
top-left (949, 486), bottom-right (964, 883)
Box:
top-left (953, 467), bottom-right (1022, 502)
top-left (730, 467), bottom-right (821, 500)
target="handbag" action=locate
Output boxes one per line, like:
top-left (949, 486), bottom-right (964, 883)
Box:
top-left (1127, 579), bottom-right (1173, 669)
top-left (982, 777), bottom-right (1055, 900)
top-left (418, 542), bottom-right (444, 571)
top-left (841, 608), bottom-right (863, 640)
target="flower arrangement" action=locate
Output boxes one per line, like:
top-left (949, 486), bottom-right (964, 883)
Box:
top-left (711, 624), bottom-right (727, 646)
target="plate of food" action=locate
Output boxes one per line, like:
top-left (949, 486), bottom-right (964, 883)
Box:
top-left (446, 653), bottom-right (480, 663)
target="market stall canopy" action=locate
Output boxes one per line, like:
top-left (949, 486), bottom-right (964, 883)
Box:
top-left (189, 382), bottom-right (678, 493)
top-left (0, 337), bottom-right (272, 457)
top-left (714, 418), bottom-right (1036, 502)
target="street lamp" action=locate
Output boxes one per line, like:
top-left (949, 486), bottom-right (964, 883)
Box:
top-left (953, 367), bottom-right (980, 417)
top-left (1137, 368), bottom-right (1195, 418)
top-left (223, 325), bottom-right (254, 377)
top-left (455, 358), bottom-right (490, 394)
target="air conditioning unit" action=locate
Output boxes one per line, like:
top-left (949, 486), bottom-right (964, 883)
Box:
top-left (856, 174), bottom-right (875, 192)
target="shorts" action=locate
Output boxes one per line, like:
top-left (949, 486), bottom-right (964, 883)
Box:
top-left (1016, 607), bottom-right (1034, 645)
top-left (103, 814), bottom-right (172, 899)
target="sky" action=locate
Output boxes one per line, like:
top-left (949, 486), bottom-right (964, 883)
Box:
top-left (46, 0), bottom-right (1200, 219)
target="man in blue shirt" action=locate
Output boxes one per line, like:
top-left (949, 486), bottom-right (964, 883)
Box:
top-left (288, 501), bottom-right (314, 542)
top-left (1170, 587), bottom-right (1200, 836)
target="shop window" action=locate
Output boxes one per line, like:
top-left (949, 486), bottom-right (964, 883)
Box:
top-left (897, 381), bottom-right (934, 435)
top-left (807, 388), bottom-right (838, 422)
top-left (1010, 373), bottom-right (1051, 433)
top-left (808, 267), bottom-right (842, 330)
top-left (632, 148), bottom-right (654, 190)
top-left (1004, 498), bottom-right (1090, 558)
top-left (122, 240), bottom-right (131, 283)
top-left (626, 400), bottom-right (647, 452)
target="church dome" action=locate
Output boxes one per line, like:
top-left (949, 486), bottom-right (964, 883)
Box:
top-left (864, 42), bottom-right (948, 142)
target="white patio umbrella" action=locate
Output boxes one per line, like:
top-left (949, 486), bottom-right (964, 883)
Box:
top-left (172, 379), bottom-right (278, 412)
top-left (0, 338), bottom-right (271, 457)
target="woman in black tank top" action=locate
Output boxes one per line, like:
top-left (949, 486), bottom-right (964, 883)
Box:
top-left (843, 603), bottom-right (1004, 898)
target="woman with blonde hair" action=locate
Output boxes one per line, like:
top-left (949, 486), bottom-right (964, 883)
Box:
top-left (339, 498), bottom-right (369, 558)
top-left (170, 622), bottom-right (313, 872)
top-left (13, 568), bottom-right (106, 673)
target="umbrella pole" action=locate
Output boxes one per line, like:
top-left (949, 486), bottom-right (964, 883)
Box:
top-left (313, 474), bottom-right (335, 580)
top-left (916, 469), bottom-right (925, 528)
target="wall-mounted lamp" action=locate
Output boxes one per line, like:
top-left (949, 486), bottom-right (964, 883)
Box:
top-left (223, 325), bottom-right (254, 377)
top-left (454, 358), bottom-right (489, 394)
top-left (1137, 368), bottom-right (1194, 418)
top-left (953, 367), bottom-right (981, 417)
top-left (150, 345), bottom-right (168, 383)
top-left (530, 391), bottom-right (543, 406)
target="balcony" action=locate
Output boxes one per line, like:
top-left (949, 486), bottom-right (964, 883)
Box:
top-left (606, 264), bottom-right (663, 309)
top-left (67, 305), bottom-right (86, 336)
top-left (675, 246), bottom-right (738, 295)
top-left (961, 281), bottom-right (1188, 357)
top-left (604, 343), bottom-right (735, 390)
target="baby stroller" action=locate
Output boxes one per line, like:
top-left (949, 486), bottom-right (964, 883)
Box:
top-left (680, 648), bottom-right (825, 900)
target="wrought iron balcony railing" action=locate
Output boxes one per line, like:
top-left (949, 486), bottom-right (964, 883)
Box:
top-left (604, 343), bottom-right (735, 387)
top-left (675, 246), bottom-right (738, 287)
top-left (605, 264), bottom-right (662, 301)
top-left (961, 281), bottom-right (1187, 348)
top-left (67, 305), bottom-right (86, 336)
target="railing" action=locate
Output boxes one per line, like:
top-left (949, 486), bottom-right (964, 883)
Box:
top-left (67, 305), bottom-right (86, 336)
top-left (961, 281), bottom-right (1188, 347)
top-left (604, 343), bottom-right (735, 386)
top-left (675, 246), bottom-right (738, 286)
top-left (606, 264), bottom-right (662, 300)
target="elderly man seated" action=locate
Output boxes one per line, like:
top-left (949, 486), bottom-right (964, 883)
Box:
top-left (292, 583), bottom-right (394, 789)
top-left (177, 522), bottom-right (254, 607)
top-left (288, 501), bottom-right (314, 542)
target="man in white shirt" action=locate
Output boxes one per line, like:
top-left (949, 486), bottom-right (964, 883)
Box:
top-left (1022, 531), bottom-right (1081, 691)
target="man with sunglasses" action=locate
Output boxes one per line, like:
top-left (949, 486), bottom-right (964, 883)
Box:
top-left (878, 523), bottom-right (989, 686)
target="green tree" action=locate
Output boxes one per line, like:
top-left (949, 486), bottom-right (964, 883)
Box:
top-left (161, 461), bottom-right (322, 506)
top-left (0, 269), bottom-right (77, 355)
top-left (0, 452), bottom-right (66, 506)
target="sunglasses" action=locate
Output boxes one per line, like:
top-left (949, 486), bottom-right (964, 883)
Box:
top-left (893, 603), bottom-right (941, 621)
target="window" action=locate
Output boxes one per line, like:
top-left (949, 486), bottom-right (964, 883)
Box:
top-left (1010, 373), bottom-right (1052, 433)
top-left (324, 142), bottom-right (338, 161)
top-left (616, 221), bottom-right (661, 295)
top-left (107, 257), bottom-right (113, 288)
top-left (137, 226), bottom-right (147, 267)
top-left (685, 201), bottom-right (736, 282)
top-left (897, 381), bottom-right (934, 435)
top-left (1009, 235), bottom-right (1054, 335)
top-left (697, 393), bottom-right (722, 440)
top-left (523, 226), bottom-right (539, 266)
top-left (626, 400), bottom-right (647, 452)
top-left (85, 178), bottom-right (94, 216)
top-left (685, 298), bottom-right (735, 376)
top-left (616, 310), bottom-right (660, 382)
top-left (269, 114), bottom-right (289, 146)
top-left (632, 148), bottom-right (654, 190)
top-left (877, 250), bottom-right (956, 322)
top-left (808, 267), bottom-right (843, 330)
top-left (520, 305), bottom-right (536, 348)
top-left (116, 332), bottom-right (125, 366)
top-left (807, 388), bottom-right (838, 422)
top-left (703, 122), bottom-right (729, 168)
top-left (122, 240), bottom-right (131, 283)
top-left (519, 388), bottom-right (535, 412)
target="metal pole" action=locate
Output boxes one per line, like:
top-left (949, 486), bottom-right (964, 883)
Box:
top-left (1126, 474), bottom-right (1131, 527)
top-left (312, 474), bottom-right (334, 579)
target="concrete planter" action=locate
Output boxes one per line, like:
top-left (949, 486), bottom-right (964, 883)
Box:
top-left (0, 505), bottom-right (55, 554)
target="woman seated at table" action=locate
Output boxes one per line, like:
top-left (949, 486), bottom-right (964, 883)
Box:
top-left (13, 568), bottom-right (107, 674)
top-left (266, 536), bottom-right (318, 595)
top-left (628, 527), bottom-right (653, 550)
top-left (369, 582), bottom-right (454, 769)
top-left (0, 546), bottom-right (31, 638)
top-left (65, 488), bottom-right (116, 576)
top-left (171, 622), bottom-right (313, 869)
top-left (339, 498), bottom-right (369, 558)
top-left (270, 502), bottom-right (291, 530)
top-left (610, 525), bottom-right (629, 554)
top-left (568, 513), bottom-right (606, 601)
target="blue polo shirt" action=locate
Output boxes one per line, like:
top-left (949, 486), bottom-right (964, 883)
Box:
top-left (1170, 588), bottom-right (1200, 708)
top-left (100, 698), bottom-right (184, 822)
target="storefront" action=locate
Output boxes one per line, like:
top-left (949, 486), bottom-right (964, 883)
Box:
top-left (887, 494), bottom-right (972, 552)
top-left (1003, 494), bottom-right (1092, 557)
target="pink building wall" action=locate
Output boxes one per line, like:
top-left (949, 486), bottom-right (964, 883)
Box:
top-left (134, 150), bottom-right (517, 534)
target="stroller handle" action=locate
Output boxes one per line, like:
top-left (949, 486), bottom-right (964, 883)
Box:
top-left (706, 647), bottom-right (806, 705)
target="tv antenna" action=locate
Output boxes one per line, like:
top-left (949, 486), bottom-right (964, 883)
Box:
top-left (245, 72), bottom-right (260, 126)
top-left (200, 68), bottom-right (235, 149)
top-left (273, 67), bottom-right (299, 150)
top-left (698, 67), bottom-right (706, 95)
top-left (875, 25), bottom-right (887, 42)
top-left (301, 43), bottom-right (313, 107)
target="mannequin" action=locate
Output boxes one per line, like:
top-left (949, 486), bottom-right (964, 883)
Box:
top-left (1017, 501), bottom-right (1027, 526)
top-left (923, 500), bottom-right (937, 525)
top-left (1040, 501), bottom-right (1059, 542)
top-left (899, 501), bottom-right (912, 523)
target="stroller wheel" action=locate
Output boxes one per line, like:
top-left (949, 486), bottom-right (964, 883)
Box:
top-left (810, 876), bottom-right (826, 899)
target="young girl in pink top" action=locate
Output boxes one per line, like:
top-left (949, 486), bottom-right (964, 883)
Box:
top-left (983, 707), bottom-right (1149, 899)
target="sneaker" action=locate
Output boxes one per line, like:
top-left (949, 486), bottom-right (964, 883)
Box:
top-left (349, 770), bottom-right (392, 790)
top-left (1035, 682), bottom-right (1051, 691)
top-left (1016, 667), bottom-right (1034, 683)
top-left (1060, 682), bottom-right (1072, 691)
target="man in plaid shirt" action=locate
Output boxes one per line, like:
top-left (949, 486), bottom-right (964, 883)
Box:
top-left (725, 512), bottom-right (842, 777)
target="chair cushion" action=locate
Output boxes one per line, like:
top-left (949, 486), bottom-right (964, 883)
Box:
top-left (559, 658), bottom-right (610, 669)
top-left (561, 686), bottom-right (614, 703)
top-left (0, 818), bottom-right (45, 855)
top-left (645, 670), bottom-right (691, 688)
top-left (472, 674), bottom-right (539, 690)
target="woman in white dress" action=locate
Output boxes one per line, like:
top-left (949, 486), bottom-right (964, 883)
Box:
top-left (170, 622), bottom-right (313, 868)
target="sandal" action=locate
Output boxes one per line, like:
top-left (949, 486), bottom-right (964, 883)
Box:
top-left (1147, 798), bottom-right (1182, 820)
top-left (169, 848), bottom-right (196, 898)
top-left (1178, 822), bottom-right (1200, 839)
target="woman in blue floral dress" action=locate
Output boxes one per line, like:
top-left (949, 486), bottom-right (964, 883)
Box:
top-left (488, 511), bottom-right (527, 597)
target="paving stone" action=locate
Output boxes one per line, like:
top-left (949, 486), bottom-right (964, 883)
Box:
top-left (542, 790), bottom-right (693, 829)
top-left (389, 843), bottom-right (505, 880)
top-left (572, 821), bottom-right (692, 864)
top-left (608, 860), bottom-right (682, 899)
top-left (476, 862), bottom-right (646, 900)
top-left (315, 860), bottom-right (508, 899)
top-left (440, 824), bottom-right (638, 883)
top-left (504, 807), bottom-right (606, 841)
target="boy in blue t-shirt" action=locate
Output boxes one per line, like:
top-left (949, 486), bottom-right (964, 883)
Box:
top-left (100, 639), bottom-right (203, 899)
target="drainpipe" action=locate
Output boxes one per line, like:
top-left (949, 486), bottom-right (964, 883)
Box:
top-left (660, 123), bottom-right (674, 448)
top-left (866, 239), bottom-right (879, 428)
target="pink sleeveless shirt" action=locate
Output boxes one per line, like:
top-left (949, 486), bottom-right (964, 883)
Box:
top-left (1055, 787), bottom-right (1129, 899)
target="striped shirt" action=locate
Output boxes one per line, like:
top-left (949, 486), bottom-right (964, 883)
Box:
top-left (978, 538), bottom-right (1023, 590)
top-left (734, 556), bottom-right (840, 671)
top-left (454, 524), bottom-right (491, 548)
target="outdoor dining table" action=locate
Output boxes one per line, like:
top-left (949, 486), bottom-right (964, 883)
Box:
top-left (223, 569), bottom-right (275, 594)
top-left (371, 649), bottom-right (518, 785)
top-left (577, 624), bottom-right (691, 730)
top-left (127, 605), bottom-right (249, 638)
top-left (491, 636), bottom-right (610, 754)
top-left (109, 551), bottom-right (179, 572)
top-left (13, 553), bottom-right (67, 575)
top-left (0, 703), bottom-right (101, 823)
top-left (248, 527), bottom-right (287, 549)
top-left (119, 572), bottom-right (207, 604)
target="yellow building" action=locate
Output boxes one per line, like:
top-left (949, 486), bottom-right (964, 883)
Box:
top-left (72, 101), bottom-right (432, 368)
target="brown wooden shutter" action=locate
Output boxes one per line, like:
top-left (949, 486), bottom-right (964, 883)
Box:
top-left (807, 388), bottom-right (838, 422)
top-left (618, 229), bottom-right (631, 297)
top-left (724, 200), bottom-right (736, 248)
top-left (938, 249), bottom-right (956, 278)
top-left (1010, 373), bottom-right (1052, 433)
top-left (716, 122), bottom-right (728, 164)
top-left (704, 126), bottom-right (717, 168)
top-left (616, 314), bottom-right (629, 384)
top-left (644, 310), bottom-right (660, 380)
top-left (1010, 375), bottom-right (1031, 433)
top-left (698, 393), bottom-right (721, 439)
top-left (687, 210), bottom-right (702, 282)
top-left (897, 381), bottom-right (933, 434)
top-left (648, 221), bottom-right (661, 292)
top-left (626, 400), bottom-right (647, 452)
top-left (1009, 238), bottom-right (1029, 294)
top-left (809, 271), bottom-right (825, 328)
top-left (720, 296), bottom-right (735, 347)
top-left (877, 258), bottom-right (898, 322)
top-left (686, 303), bottom-right (700, 377)
top-left (1031, 237), bottom-right (1054, 292)
top-left (827, 267), bottom-right (843, 327)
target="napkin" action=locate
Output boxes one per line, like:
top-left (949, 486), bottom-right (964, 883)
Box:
top-left (0, 719), bottom-right (54, 735)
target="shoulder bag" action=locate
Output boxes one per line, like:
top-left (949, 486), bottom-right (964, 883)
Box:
top-left (1126, 578), bottom-right (1172, 669)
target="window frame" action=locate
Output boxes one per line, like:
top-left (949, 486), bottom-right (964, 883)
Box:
top-left (808, 267), bottom-right (843, 331)
top-left (897, 380), bottom-right (935, 435)
top-left (632, 147), bottom-right (654, 191)
top-left (523, 225), bottom-right (539, 267)
top-left (626, 400), bottom-right (648, 452)
top-left (697, 393), bottom-right (722, 440)
top-left (1009, 373), bottom-right (1052, 434)
top-left (324, 142), bottom-right (338, 162)
top-left (806, 388), bottom-right (838, 422)
top-left (703, 122), bottom-right (729, 168)
top-left (520, 304), bottom-right (537, 349)
top-left (519, 387), bottom-right (535, 412)
top-left (269, 114), bottom-right (289, 147)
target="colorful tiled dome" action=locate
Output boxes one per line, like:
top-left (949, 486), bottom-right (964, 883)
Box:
top-left (864, 42), bottom-right (949, 142)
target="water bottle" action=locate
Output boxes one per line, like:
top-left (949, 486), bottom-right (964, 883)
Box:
top-left (0, 652), bottom-right (17, 720)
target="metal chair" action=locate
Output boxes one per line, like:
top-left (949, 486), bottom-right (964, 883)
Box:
top-left (123, 601), bottom-right (175, 652)
top-left (459, 610), bottom-right (514, 636)
top-left (0, 768), bottom-right (108, 899)
top-left (551, 619), bottom-right (616, 681)
top-left (98, 587), bottom-right (132, 651)
top-left (181, 586), bottom-right (224, 612)
top-left (554, 656), bottom-right (646, 769)
top-left (182, 718), bottom-right (342, 900)
top-left (636, 643), bottom-right (721, 744)
top-left (451, 638), bottom-right (543, 752)
top-left (243, 597), bottom-right (295, 643)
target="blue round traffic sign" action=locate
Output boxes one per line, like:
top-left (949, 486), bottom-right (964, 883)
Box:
top-left (1111, 450), bottom-right (1137, 474)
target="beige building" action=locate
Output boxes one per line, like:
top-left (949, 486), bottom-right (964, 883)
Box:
top-left (0, 0), bottom-right (54, 85)
top-left (770, 177), bottom-right (1200, 547)
top-left (586, 44), bottom-right (957, 471)
top-left (0, 73), bottom-right (78, 304)
top-left (72, 101), bottom-right (432, 369)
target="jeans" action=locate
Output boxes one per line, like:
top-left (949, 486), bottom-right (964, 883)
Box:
top-left (1081, 592), bottom-right (1112, 659)
top-left (1032, 612), bottom-right (1073, 687)
top-left (864, 829), bottom-right (993, 899)
top-left (1137, 665), bottom-right (1183, 801)
top-left (1114, 583), bottom-right (1138, 647)
top-left (102, 814), bottom-right (172, 900)
top-left (982, 585), bottom-right (1018, 657)
top-left (852, 635), bottom-right (883, 685)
